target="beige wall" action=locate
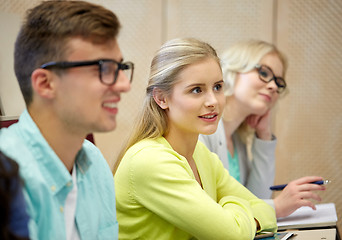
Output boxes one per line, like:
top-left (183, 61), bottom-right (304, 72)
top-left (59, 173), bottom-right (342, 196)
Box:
top-left (1, 0), bottom-right (341, 233)
top-left (274, 0), bottom-right (342, 233)
top-left (0, 11), bottom-right (25, 117)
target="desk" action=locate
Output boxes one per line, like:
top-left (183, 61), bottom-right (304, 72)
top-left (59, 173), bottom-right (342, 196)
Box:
top-left (285, 228), bottom-right (336, 240)
top-left (255, 228), bottom-right (338, 240)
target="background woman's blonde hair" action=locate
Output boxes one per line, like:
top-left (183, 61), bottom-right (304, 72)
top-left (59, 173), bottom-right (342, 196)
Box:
top-left (222, 39), bottom-right (288, 97)
top-left (221, 39), bottom-right (288, 146)
top-left (113, 38), bottom-right (220, 173)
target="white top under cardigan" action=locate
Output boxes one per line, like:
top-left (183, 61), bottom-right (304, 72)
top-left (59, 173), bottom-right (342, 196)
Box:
top-left (199, 120), bottom-right (276, 207)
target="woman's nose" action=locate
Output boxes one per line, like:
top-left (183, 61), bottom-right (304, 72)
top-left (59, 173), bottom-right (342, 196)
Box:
top-left (205, 91), bottom-right (218, 107)
top-left (266, 79), bottom-right (278, 93)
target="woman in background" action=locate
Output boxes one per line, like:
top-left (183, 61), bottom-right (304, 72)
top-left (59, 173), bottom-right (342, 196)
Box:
top-left (199, 39), bottom-right (325, 218)
top-left (114, 38), bottom-right (277, 240)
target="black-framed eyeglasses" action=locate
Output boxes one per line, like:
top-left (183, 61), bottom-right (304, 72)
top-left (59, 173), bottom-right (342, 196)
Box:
top-left (255, 64), bottom-right (286, 93)
top-left (40, 59), bottom-right (134, 86)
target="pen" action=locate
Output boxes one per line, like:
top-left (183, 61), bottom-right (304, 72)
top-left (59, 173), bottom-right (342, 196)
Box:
top-left (270, 180), bottom-right (331, 191)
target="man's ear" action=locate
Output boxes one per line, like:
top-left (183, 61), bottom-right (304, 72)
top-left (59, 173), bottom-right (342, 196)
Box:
top-left (153, 87), bottom-right (168, 109)
top-left (31, 69), bottom-right (56, 99)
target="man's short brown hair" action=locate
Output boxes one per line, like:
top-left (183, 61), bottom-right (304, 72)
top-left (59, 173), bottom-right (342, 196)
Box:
top-left (14, 0), bottom-right (121, 105)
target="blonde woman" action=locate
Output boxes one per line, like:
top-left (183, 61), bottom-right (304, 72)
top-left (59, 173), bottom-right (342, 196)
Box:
top-left (200, 39), bottom-right (325, 218)
top-left (114, 38), bottom-right (277, 240)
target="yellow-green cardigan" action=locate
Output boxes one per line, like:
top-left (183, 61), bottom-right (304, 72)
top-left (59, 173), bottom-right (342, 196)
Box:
top-left (115, 137), bottom-right (277, 240)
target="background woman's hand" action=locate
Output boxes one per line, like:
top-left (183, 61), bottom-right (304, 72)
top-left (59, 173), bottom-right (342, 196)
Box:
top-left (246, 109), bottom-right (272, 140)
top-left (273, 176), bottom-right (326, 218)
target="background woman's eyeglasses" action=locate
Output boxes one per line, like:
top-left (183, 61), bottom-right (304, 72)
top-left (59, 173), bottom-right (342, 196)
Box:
top-left (255, 64), bottom-right (286, 93)
top-left (40, 59), bottom-right (134, 86)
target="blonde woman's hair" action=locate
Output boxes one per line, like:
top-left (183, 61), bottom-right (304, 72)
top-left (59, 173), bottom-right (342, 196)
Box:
top-left (221, 39), bottom-right (288, 145)
top-left (222, 39), bottom-right (288, 96)
top-left (113, 38), bottom-right (220, 173)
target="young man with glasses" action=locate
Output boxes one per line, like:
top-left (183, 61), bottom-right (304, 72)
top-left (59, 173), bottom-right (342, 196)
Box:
top-left (0, 1), bottom-right (134, 239)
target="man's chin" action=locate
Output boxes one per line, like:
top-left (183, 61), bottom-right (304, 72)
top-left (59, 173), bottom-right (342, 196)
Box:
top-left (93, 123), bottom-right (117, 133)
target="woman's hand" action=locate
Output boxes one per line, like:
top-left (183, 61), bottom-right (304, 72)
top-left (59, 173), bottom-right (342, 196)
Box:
top-left (246, 110), bottom-right (272, 140)
top-left (274, 176), bottom-right (326, 218)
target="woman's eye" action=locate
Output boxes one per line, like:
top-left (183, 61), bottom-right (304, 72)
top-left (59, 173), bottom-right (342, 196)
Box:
top-left (214, 83), bottom-right (223, 92)
top-left (191, 87), bottom-right (202, 94)
top-left (259, 70), bottom-right (269, 78)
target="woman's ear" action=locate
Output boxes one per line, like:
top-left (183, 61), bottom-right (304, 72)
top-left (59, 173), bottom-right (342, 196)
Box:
top-left (31, 69), bottom-right (56, 99)
top-left (153, 87), bottom-right (168, 109)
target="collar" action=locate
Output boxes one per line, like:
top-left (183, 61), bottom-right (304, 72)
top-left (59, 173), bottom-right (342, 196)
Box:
top-left (17, 110), bottom-right (92, 194)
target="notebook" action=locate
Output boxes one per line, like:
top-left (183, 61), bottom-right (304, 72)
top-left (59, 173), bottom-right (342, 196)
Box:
top-left (277, 203), bottom-right (338, 230)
